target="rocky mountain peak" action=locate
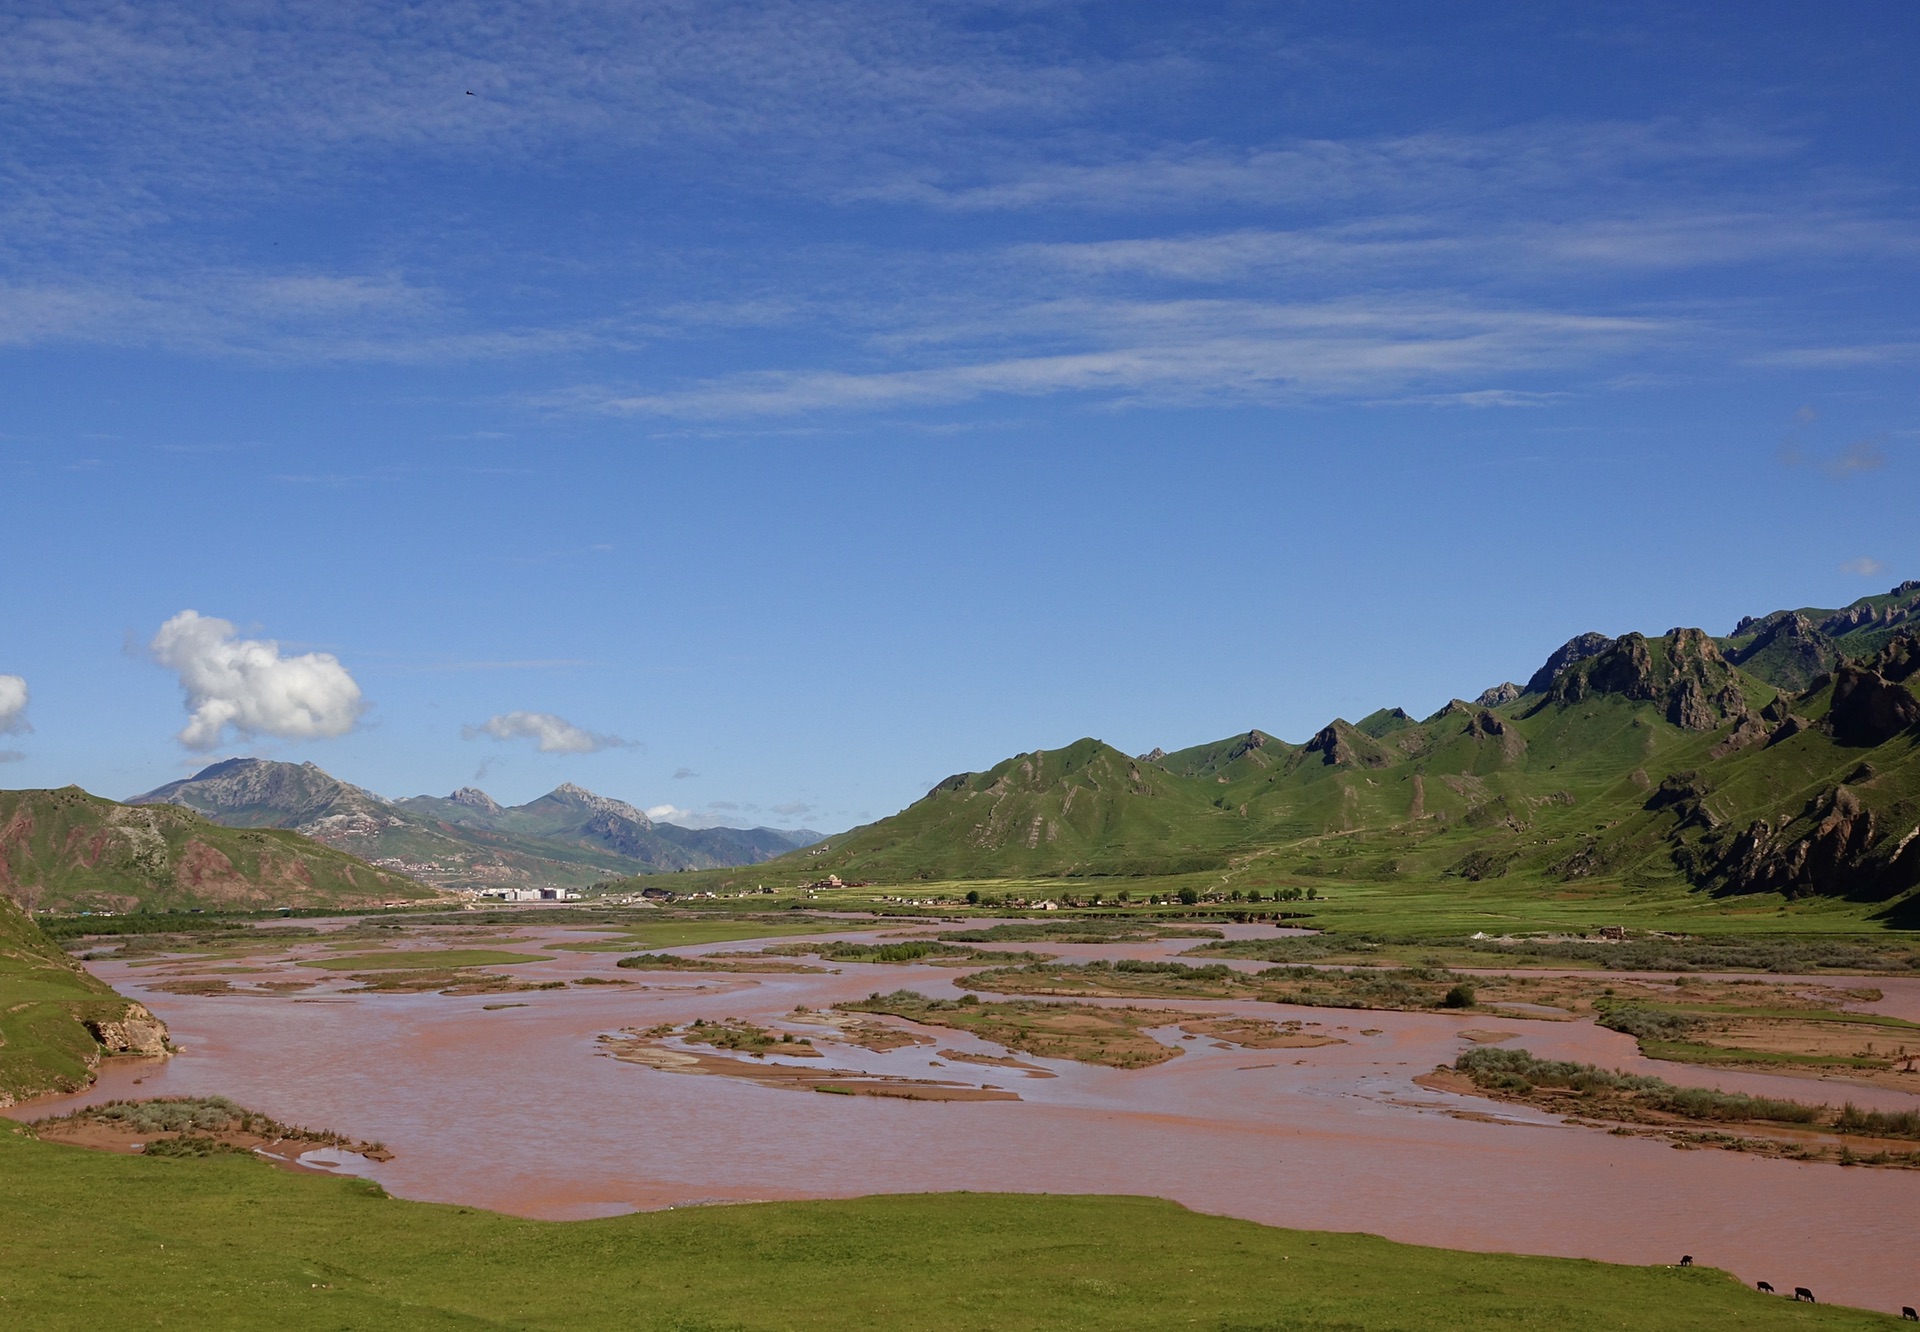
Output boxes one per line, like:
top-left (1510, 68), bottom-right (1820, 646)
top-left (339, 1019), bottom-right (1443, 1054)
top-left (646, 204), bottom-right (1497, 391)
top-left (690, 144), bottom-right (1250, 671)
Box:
top-left (128, 756), bottom-right (386, 827)
top-left (1476, 682), bottom-right (1522, 706)
top-left (542, 782), bottom-right (653, 827)
top-left (1524, 632), bottom-right (1615, 695)
top-left (449, 787), bottom-right (502, 813)
top-left (1546, 628), bottom-right (1747, 732)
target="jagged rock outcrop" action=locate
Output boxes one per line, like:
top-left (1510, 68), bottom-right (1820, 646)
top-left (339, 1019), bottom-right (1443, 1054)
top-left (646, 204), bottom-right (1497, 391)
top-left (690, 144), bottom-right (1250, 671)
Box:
top-left (1710, 786), bottom-right (1917, 899)
top-left (1644, 771), bottom-right (1718, 830)
top-left (1137, 747), bottom-right (1168, 763)
top-left (1227, 731), bottom-right (1269, 759)
top-left (1765, 714), bottom-right (1815, 746)
top-left (1476, 682), bottom-right (1522, 706)
top-left (1545, 629), bottom-right (1746, 732)
top-left (85, 1003), bottom-right (170, 1057)
top-left (541, 782), bottom-right (655, 828)
top-left (1827, 664), bottom-right (1920, 746)
top-left (1723, 612), bottom-right (1837, 691)
top-left (1871, 631), bottom-right (1920, 683)
top-left (449, 787), bottom-right (503, 813)
top-left (1709, 713), bottom-right (1770, 758)
top-left (1462, 707), bottom-right (1527, 760)
top-left (1301, 721), bottom-right (1391, 768)
top-left (1524, 632), bottom-right (1615, 694)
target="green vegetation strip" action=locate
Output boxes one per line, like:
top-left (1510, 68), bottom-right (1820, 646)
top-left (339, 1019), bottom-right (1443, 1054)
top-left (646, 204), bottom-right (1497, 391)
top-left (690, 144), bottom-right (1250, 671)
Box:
top-left (937, 921), bottom-right (1223, 943)
top-left (760, 940), bottom-right (1054, 965)
top-left (299, 949), bottom-right (551, 971)
top-left (1455, 1047), bottom-right (1920, 1139)
top-left (0, 1130), bottom-right (1893, 1331)
top-left (552, 918), bottom-right (851, 951)
top-left (962, 958), bottom-right (1480, 1011)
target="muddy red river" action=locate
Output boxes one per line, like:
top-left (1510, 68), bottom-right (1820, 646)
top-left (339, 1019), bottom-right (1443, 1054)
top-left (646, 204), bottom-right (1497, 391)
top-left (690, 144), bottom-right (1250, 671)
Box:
top-left (14, 917), bottom-right (1920, 1316)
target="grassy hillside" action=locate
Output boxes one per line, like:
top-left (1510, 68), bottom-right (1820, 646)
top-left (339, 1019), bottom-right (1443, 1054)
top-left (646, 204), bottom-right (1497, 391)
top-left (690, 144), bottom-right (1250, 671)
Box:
top-left (0, 896), bottom-right (162, 1106)
top-left (0, 1131), bottom-right (1897, 1329)
top-left (0, 786), bottom-right (436, 914)
top-left (634, 626), bottom-right (1920, 928)
top-left (805, 738), bottom-right (1245, 880)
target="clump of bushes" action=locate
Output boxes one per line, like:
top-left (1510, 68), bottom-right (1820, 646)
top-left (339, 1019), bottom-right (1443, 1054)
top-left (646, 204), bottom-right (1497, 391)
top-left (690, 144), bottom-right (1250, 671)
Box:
top-left (86, 1097), bottom-right (257, 1136)
top-left (938, 922), bottom-right (1222, 944)
top-left (1184, 937), bottom-right (1340, 963)
top-left (36, 1096), bottom-right (354, 1147)
top-left (1834, 1103), bottom-right (1920, 1138)
top-left (1449, 935), bottom-right (1920, 974)
top-left (1596, 1006), bottom-right (1701, 1042)
top-left (141, 1136), bottom-right (252, 1159)
top-left (1255, 964), bottom-right (1460, 1010)
top-left (1454, 1047), bottom-right (1821, 1125)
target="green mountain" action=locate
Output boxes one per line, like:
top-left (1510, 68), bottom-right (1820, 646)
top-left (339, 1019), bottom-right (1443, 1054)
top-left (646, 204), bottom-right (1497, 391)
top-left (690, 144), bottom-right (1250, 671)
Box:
top-left (0, 786), bottom-right (434, 914)
top-left (740, 584), bottom-right (1920, 917)
top-left (1718, 578), bottom-right (1920, 690)
top-left (131, 760), bottom-right (823, 891)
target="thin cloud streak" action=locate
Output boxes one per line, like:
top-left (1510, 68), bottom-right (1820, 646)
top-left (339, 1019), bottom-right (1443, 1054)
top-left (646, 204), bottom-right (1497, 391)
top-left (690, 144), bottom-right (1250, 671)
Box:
top-left (565, 300), bottom-right (1668, 419)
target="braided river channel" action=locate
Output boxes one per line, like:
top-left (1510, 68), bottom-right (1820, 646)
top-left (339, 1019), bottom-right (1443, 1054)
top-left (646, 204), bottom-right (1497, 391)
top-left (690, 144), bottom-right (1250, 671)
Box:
top-left (14, 915), bottom-right (1920, 1316)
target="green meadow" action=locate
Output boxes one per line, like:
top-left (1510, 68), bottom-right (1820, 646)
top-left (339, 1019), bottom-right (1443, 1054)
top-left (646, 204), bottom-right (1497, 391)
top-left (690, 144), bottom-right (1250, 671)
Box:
top-left (0, 1129), bottom-right (1897, 1330)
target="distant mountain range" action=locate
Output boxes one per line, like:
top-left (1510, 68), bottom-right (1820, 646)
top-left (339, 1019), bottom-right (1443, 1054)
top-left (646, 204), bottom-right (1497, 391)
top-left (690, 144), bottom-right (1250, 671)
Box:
top-left (715, 580), bottom-right (1920, 918)
top-left (130, 760), bottom-right (825, 892)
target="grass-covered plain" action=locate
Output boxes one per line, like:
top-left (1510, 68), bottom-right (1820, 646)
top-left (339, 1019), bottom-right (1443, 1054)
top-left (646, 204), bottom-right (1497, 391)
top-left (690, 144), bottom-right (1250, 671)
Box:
top-left (0, 1128), bottom-right (1899, 1330)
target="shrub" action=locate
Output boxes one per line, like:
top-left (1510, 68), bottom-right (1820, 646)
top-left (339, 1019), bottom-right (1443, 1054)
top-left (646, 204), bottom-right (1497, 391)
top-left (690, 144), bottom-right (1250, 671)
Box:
top-left (1442, 983), bottom-right (1476, 1009)
top-left (1598, 1006), bottom-right (1701, 1042)
top-left (1835, 1103), bottom-right (1920, 1138)
top-left (1455, 1048), bottom-right (1822, 1125)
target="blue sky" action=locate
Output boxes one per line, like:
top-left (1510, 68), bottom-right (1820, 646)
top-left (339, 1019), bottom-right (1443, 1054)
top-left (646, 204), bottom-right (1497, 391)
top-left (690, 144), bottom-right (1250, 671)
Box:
top-left (1, 1), bottom-right (1915, 832)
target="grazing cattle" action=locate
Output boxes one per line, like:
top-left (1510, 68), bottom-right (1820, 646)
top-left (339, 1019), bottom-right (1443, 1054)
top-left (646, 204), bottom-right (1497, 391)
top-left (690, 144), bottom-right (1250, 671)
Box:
top-left (1678, 1256), bottom-right (1693, 1267)
top-left (1756, 1282), bottom-right (1773, 1293)
top-left (1794, 1288), bottom-right (1816, 1303)
top-left (1901, 1307), bottom-right (1916, 1321)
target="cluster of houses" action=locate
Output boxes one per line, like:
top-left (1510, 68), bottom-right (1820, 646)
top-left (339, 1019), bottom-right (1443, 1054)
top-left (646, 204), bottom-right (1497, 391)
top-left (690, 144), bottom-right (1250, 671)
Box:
top-left (476, 886), bottom-right (583, 903)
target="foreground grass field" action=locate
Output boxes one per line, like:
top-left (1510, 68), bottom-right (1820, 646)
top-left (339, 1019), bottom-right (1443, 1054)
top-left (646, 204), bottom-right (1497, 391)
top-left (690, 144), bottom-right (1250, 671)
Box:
top-left (0, 1130), bottom-right (1898, 1330)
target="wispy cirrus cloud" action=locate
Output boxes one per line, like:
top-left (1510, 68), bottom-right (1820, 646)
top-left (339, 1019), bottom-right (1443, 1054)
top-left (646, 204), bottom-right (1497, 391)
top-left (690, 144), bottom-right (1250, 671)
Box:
top-left (0, 4), bottom-right (1915, 412)
top-left (463, 710), bottom-right (636, 754)
top-left (562, 298), bottom-right (1666, 418)
top-left (1780, 430), bottom-right (1890, 478)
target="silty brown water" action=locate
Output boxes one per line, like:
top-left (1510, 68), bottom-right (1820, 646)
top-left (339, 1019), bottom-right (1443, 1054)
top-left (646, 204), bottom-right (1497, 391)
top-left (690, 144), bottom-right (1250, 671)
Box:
top-left (15, 918), bottom-right (1920, 1316)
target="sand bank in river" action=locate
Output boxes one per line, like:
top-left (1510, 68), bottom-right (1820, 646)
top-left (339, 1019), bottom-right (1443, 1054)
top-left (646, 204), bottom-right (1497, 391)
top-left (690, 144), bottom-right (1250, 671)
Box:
top-left (598, 1025), bottom-right (1019, 1101)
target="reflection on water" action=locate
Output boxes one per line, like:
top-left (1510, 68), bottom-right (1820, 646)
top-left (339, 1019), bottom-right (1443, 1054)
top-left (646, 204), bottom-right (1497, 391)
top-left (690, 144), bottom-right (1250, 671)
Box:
top-left (14, 919), bottom-right (1920, 1315)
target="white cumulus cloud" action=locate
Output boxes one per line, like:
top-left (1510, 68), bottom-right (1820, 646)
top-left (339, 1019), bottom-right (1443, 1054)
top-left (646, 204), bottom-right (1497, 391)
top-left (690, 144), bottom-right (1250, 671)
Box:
top-left (463, 711), bottom-right (633, 754)
top-left (0, 673), bottom-right (28, 734)
top-left (149, 610), bottom-right (366, 750)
